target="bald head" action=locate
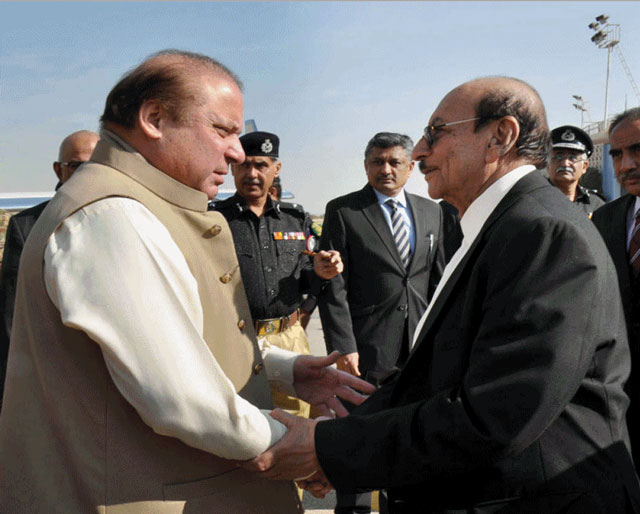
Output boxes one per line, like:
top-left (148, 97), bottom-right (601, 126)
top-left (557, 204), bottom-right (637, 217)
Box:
top-left (100, 49), bottom-right (243, 131)
top-left (53, 130), bottom-right (100, 183)
top-left (412, 76), bottom-right (549, 216)
top-left (459, 76), bottom-right (549, 168)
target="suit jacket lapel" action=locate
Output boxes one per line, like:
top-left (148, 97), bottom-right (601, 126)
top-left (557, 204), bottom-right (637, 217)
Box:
top-left (409, 171), bottom-right (545, 356)
top-left (360, 185), bottom-right (405, 269)
top-left (613, 195), bottom-right (635, 284)
top-left (406, 194), bottom-right (428, 274)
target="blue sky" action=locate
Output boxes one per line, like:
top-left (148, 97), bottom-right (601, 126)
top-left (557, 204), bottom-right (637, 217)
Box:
top-left (2, 1), bottom-right (640, 214)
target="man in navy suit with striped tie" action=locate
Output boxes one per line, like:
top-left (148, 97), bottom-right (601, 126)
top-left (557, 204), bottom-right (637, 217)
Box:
top-left (318, 132), bottom-right (448, 513)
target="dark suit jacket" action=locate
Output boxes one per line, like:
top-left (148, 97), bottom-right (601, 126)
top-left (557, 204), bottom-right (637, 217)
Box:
top-left (318, 185), bottom-right (445, 381)
top-left (316, 173), bottom-right (640, 514)
top-left (592, 194), bottom-right (640, 465)
top-left (0, 201), bottom-right (48, 404)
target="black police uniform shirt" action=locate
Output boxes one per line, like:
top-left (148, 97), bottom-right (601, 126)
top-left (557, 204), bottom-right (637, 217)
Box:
top-left (574, 184), bottom-right (606, 216)
top-left (211, 193), bottom-right (316, 321)
top-left (547, 178), bottom-right (606, 217)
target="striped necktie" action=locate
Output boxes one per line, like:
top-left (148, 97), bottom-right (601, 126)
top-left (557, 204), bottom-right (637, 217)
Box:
top-left (629, 210), bottom-right (640, 278)
top-left (386, 199), bottom-right (411, 267)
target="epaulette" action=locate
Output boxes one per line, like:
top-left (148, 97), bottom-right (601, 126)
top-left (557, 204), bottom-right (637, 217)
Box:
top-left (210, 195), bottom-right (241, 210)
top-left (584, 188), bottom-right (607, 202)
top-left (278, 201), bottom-right (306, 217)
top-left (208, 197), bottom-right (246, 218)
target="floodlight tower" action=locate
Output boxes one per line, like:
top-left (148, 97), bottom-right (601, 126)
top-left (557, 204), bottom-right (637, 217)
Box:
top-left (572, 95), bottom-right (588, 127)
top-left (588, 14), bottom-right (620, 128)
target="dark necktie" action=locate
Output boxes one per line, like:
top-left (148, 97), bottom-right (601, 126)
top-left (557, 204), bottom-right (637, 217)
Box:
top-left (629, 210), bottom-right (640, 278)
top-left (386, 199), bottom-right (411, 267)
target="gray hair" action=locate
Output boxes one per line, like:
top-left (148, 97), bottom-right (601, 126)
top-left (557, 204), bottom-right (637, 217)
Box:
top-left (364, 132), bottom-right (414, 160)
top-left (473, 77), bottom-right (550, 169)
top-left (609, 107), bottom-right (640, 136)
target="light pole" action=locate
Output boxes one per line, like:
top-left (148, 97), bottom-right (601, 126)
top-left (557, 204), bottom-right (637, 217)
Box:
top-left (588, 14), bottom-right (620, 129)
top-left (572, 95), bottom-right (587, 127)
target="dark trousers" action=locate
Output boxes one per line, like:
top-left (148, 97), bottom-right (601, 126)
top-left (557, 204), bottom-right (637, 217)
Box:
top-left (335, 322), bottom-right (408, 513)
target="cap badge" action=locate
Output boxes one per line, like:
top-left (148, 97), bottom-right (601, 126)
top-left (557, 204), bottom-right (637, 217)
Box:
top-left (561, 129), bottom-right (576, 142)
top-left (261, 139), bottom-right (273, 153)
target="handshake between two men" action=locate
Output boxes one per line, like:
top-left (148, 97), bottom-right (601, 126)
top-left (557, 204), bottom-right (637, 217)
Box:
top-left (239, 350), bottom-right (375, 498)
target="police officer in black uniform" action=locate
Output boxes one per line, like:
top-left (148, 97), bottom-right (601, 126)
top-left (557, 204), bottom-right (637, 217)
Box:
top-left (210, 131), bottom-right (341, 417)
top-left (548, 125), bottom-right (606, 217)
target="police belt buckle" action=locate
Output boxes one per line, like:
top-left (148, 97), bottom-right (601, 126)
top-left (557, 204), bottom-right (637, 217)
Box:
top-left (255, 309), bottom-right (300, 336)
top-left (255, 318), bottom-right (282, 336)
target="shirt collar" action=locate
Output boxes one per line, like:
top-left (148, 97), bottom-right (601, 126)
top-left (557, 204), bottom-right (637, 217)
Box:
top-left (100, 129), bottom-right (144, 158)
top-left (460, 164), bottom-right (536, 243)
top-left (373, 187), bottom-right (408, 209)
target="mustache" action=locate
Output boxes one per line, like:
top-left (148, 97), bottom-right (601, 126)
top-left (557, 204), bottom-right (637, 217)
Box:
top-left (242, 178), bottom-right (261, 185)
top-left (556, 167), bottom-right (574, 174)
top-left (418, 161), bottom-right (428, 172)
top-left (620, 170), bottom-right (640, 182)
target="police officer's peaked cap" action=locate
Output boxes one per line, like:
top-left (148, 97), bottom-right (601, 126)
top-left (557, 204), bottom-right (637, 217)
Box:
top-left (239, 131), bottom-right (279, 158)
top-left (550, 125), bottom-right (594, 157)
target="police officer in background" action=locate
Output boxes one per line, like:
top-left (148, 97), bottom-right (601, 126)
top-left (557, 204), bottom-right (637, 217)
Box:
top-left (211, 131), bottom-right (342, 417)
top-left (548, 125), bottom-right (606, 217)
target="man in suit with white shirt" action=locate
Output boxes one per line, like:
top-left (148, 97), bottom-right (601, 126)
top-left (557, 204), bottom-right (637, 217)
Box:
top-left (592, 107), bottom-right (640, 466)
top-left (319, 132), bottom-right (445, 387)
top-left (245, 77), bottom-right (640, 514)
top-left (0, 49), bottom-right (373, 514)
top-left (318, 131), bottom-right (446, 513)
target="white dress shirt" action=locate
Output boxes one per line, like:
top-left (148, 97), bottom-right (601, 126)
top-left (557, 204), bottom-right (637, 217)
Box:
top-left (44, 196), bottom-right (298, 460)
top-left (412, 165), bottom-right (536, 347)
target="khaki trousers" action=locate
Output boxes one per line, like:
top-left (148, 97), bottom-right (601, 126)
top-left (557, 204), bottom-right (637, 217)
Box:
top-left (262, 321), bottom-right (312, 418)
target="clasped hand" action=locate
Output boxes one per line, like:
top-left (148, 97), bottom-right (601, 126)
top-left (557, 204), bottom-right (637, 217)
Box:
top-left (240, 351), bottom-right (375, 495)
top-left (243, 409), bottom-right (333, 497)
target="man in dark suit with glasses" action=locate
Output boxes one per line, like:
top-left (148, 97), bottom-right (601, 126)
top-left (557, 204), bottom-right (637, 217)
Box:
top-left (245, 77), bottom-right (640, 514)
top-left (0, 130), bottom-right (99, 407)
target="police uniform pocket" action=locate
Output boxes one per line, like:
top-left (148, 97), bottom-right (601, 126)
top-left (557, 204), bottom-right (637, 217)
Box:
top-left (276, 240), bottom-right (303, 272)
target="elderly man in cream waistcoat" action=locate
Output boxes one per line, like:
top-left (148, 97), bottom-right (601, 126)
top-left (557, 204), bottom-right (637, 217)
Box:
top-left (0, 49), bottom-right (373, 514)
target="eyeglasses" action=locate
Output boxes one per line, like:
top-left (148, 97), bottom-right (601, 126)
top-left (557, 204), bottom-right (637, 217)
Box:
top-left (550, 153), bottom-right (587, 163)
top-left (59, 160), bottom-right (87, 170)
top-left (422, 117), bottom-right (484, 148)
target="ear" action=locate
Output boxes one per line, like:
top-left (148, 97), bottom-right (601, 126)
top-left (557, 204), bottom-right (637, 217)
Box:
top-left (274, 160), bottom-right (282, 178)
top-left (578, 159), bottom-right (589, 177)
top-left (137, 99), bottom-right (164, 140)
top-left (53, 162), bottom-right (62, 181)
top-left (486, 115), bottom-right (520, 163)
